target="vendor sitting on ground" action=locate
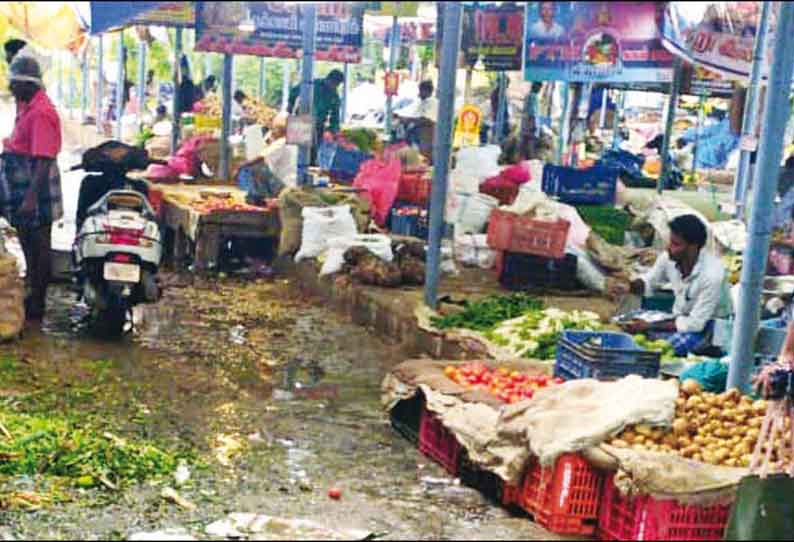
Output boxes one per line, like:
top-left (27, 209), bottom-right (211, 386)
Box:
top-left (610, 214), bottom-right (732, 356)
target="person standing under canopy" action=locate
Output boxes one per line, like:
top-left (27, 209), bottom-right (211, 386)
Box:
top-left (287, 69), bottom-right (344, 160)
top-left (0, 56), bottom-right (62, 322)
top-left (609, 214), bottom-right (732, 357)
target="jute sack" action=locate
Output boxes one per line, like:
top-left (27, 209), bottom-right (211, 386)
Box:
top-left (0, 255), bottom-right (24, 341)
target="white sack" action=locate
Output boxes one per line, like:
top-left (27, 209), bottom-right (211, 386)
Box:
top-left (295, 205), bottom-right (357, 263)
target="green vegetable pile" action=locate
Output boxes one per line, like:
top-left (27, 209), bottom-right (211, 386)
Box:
top-left (486, 308), bottom-right (602, 360)
top-left (576, 205), bottom-right (632, 245)
top-left (0, 409), bottom-right (184, 489)
top-left (340, 128), bottom-right (380, 154)
top-left (431, 293), bottom-right (544, 332)
top-left (633, 333), bottom-right (678, 361)
top-left (135, 126), bottom-right (154, 149)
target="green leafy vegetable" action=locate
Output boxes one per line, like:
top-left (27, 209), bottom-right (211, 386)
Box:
top-left (431, 294), bottom-right (544, 332)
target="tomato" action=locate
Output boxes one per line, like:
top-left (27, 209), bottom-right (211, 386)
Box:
top-left (497, 368), bottom-right (509, 376)
top-left (508, 394), bottom-right (520, 404)
top-left (328, 487), bottom-right (342, 500)
top-left (444, 366), bottom-right (456, 378)
top-left (553, 377), bottom-right (564, 385)
top-left (523, 389), bottom-right (534, 399)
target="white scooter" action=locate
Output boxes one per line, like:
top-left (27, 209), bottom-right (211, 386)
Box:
top-left (72, 142), bottom-right (163, 337)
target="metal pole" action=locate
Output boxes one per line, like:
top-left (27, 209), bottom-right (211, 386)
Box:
top-left (68, 54), bottom-right (76, 119)
top-left (385, 15), bottom-right (400, 137)
top-left (81, 48), bottom-right (88, 124)
top-left (281, 60), bottom-right (290, 112)
top-left (691, 92), bottom-right (706, 179)
top-left (138, 41), bottom-right (146, 128)
top-left (493, 72), bottom-right (507, 144)
top-left (556, 83), bottom-right (570, 165)
top-left (258, 57), bottom-right (265, 99)
top-left (464, 68), bottom-right (473, 103)
top-left (659, 56), bottom-right (683, 194)
top-left (599, 87), bottom-right (608, 129)
top-left (96, 35), bottom-right (104, 134)
top-left (219, 53), bottom-right (233, 182)
top-left (728, 1), bottom-right (794, 393)
top-left (734, 1), bottom-right (772, 220)
top-left (56, 51), bottom-right (64, 108)
top-left (171, 27), bottom-right (183, 154)
top-left (612, 90), bottom-right (624, 150)
top-left (115, 31), bottom-right (125, 141)
top-left (297, 4), bottom-right (317, 186)
top-left (424, 2), bottom-right (462, 310)
top-left (341, 62), bottom-right (349, 125)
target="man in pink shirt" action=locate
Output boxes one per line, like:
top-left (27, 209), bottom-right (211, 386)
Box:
top-left (0, 55), bottom-right (62, 321)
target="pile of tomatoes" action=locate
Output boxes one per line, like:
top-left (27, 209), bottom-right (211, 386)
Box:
top-left (443, 362), bottom-right (563, 404)
top-left (192, 199), bottom-right (276, 215)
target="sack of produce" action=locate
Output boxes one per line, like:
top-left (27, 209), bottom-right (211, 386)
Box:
top-left (344, 246), bottom-right (403, 287)
top-left (0, 253), bottom-right (24, 341)
top-left (264, 139), bottom-right (298, 188)
top-left (320, 234), bottom-right (393, 277)
top-left (454, 233), bottom-right (497, 269)
top-left (295, 205), bottom-right (358, 263)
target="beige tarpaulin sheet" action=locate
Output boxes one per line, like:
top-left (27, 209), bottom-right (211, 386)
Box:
top-left (0, 3), bottom-right (87, 53)
top-left (384, 360), bottom-right (748, 504)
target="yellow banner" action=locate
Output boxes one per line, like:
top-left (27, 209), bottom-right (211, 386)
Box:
top-left (368, 2), bottom-right (419, 18)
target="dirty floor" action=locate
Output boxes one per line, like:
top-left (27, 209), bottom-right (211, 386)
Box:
top-left (0, 277), bottom-right (568, 541)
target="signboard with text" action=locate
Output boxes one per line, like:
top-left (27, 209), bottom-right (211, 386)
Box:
top-left (523, 2), bottom-right (674, 83)
top-left (195, 2), bottom-right (364, 62)
top-left (461, 3), bottom-right (525, 71)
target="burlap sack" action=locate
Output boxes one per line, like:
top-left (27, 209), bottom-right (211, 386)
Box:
top-left (0, 255), bottom-right (24, 341)
top-left (277, 187), bottom-right (370, 257)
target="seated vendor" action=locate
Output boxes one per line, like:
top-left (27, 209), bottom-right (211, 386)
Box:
top-left (611, 214), bottom-right (732, 356)
top-left (395, 80), bottom-right (437, 162)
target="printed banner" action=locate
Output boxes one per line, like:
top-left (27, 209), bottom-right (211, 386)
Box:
top-left (523, 1), bottom-right (674, 83)
top-left (662, 2), bottom-right (774, 80)
top-left (195, 2), bottom-right (364, 63)
top-left (131, 2), bottom-right (195, 27)
top-left (364, 2), bottom-right (420, 18)
top-left (461, 3), bottom-right (525, 71)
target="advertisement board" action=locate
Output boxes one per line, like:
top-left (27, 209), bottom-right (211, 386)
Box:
top-left (195, 2), bottom-right (364, 63)
top-left (523, 1), bottom-right (674, 83)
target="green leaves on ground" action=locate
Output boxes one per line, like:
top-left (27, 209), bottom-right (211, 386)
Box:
top-left (431, 294), bottom-right (544, 332)
top-left (0, 408), bottom-right (184, 489)
top-left (576, 205), bottom-right (632, 246)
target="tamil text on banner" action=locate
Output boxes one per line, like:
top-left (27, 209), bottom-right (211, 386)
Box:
top-left (662, 2), bottom-right (774, 80)
top-left (523, 1), bottom-right (673, 83)
top-left (195, 2), bottom-right (364, 63)
top-left (461, 2), bottom-right (525, 71)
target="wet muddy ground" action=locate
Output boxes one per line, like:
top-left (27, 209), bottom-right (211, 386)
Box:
top-left (0, 276), bottom-right (562, 541)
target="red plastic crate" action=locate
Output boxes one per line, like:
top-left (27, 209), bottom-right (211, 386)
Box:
top-left (418, 407), bottom-right (461, 476)
top-left (519, 453), bottom-right (603, 536)
top-left (480, 183), bottom-right (519, 206)
top-left (597, 474), bottom-right (730, 541)
top-left (486, 209), bottom-right (570, 259)
top-left (397, 171), bottom-right (432, 205)
top-left (147, 187), bottom-right (164, 219)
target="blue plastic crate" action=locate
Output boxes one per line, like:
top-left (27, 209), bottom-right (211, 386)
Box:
top-left (390, 207), bottom-right (429, 239)
top-left (317, 142), bottom-right (337, 170)
top-left (554, 330), bottom-right (660, 381)
top-left (541, 164), bottom-right (620, 205)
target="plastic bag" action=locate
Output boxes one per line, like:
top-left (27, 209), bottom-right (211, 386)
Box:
top-left (352, 158), bottom-right (401, 227)
top-left (295, 205), bottom-right (358, 263)
top-left (454, 233), bottom-right (497, 269)
top-left (454, 145), bottom-right (502, 179)
top-left (320, 234), bottom-right (393, 276)
top-left (567, 245), bottom-right (607, 293)
top-left (725, 474), bottom-right (794, 541)
top-left (0, 253), bottom-right (24, 341)
top-left (678, 360), bottom-right (728, 393)
top-left (0, 218), bottom-right (25, 278)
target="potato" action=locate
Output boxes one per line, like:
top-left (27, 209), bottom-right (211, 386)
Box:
top-left (680, 379), bottom-right (702, 396)
top-left (622, 430), bottom-right (637, 443)
top-left (725, 458), bottom-right (738, 467)
top-left (611, 439), bottom-right (628, 449)
top-left (702, 451), bottom-right (717, 464)
top-left (749, 417), bottom-right (762, 428)
top-left (678, 436), bottom-right (692, 448)
top-left (635, 424), bottom-right (653, 437)
top-left (672, 419), bottom-right (689, 436)
top-left (708, 407), bottom-right (721, 419)
top-left (634, 434), bottom-right (646, 444)
top-left (723, 388), bottom-right (741, 403)
top-left (697, 402), bottom-right (711, 413)
top-left (693, 435), bottom-right (707, 445)
top-left (692, 452), bottom-right (703, 462)
top-left (686, 395), bottom-right (703, 409)
top-left (682, 446), bottom-right (697, 458)
top-left (753, 400), bottom-right (768, 415)
top-left (721, 408), bottom-right (736, 420)
top-left (663, 433), bottom-right (679, 448)
top-left (651, 429), bottom-right (664, 442)
top-left (675, 398), bottom-right (686, 409)
top-left (714, 448), bottom-right (730, 462)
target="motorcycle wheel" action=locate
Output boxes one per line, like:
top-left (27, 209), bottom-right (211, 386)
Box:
top-left (93, 301), bottom-right (128, 338)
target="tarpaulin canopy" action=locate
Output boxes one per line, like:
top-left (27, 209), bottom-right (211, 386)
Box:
top-left (88, 1), bottom-right (194, 35)
top-left (0, 2), bottom-right (87, 53)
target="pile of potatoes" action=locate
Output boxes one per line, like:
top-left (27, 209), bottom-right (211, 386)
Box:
top-left (608, 379), bottom-right (781, 468)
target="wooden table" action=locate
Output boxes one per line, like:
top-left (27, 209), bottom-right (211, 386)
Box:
top-left (154, 183), bottom-right (280, 272)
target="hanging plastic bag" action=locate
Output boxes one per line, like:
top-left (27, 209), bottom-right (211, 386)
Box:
top-left (352, 158), bottom-right (401, 227)
top-left (295, 205), bottom-right (358, 263)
